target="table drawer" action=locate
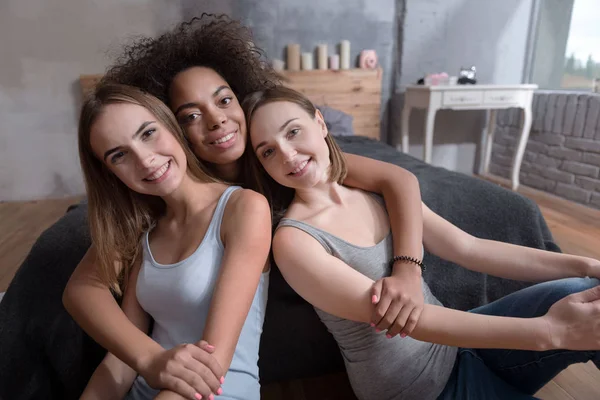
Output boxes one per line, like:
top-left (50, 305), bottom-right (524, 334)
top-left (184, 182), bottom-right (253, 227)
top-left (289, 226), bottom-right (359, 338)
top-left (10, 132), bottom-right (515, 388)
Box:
top-left (483, 90), bottom-right (524, 105)
top-left (442, 91), bottom-right (483, 106)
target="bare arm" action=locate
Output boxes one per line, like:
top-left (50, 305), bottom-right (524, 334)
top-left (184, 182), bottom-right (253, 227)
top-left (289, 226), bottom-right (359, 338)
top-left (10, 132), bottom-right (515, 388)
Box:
top-left (273, 226), bottom-right (552, 351)
top-left (344, 153), bottom-right (423, 263)
top-left (421, 203), bottom-right (592, 282)
top-left (344, 153), bottom-right (425, 335)
top-left (80, 261), bottom-right (147, 399)
top-left (201, 189), bottom-right (271, 371)
top-left (63, 246), bottom-right (162, 372)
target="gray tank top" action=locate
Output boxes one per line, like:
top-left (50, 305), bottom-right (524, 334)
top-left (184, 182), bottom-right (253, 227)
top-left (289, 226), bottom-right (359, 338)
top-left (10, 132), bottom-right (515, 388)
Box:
top-left (127, 186), bottom-right (269, 400)
top-left (277, 199), bottom-right (457, 400)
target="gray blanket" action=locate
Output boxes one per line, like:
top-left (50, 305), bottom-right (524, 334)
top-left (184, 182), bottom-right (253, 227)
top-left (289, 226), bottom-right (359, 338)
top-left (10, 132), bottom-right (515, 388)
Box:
top-left (0, 136), bottom-right (559, 399)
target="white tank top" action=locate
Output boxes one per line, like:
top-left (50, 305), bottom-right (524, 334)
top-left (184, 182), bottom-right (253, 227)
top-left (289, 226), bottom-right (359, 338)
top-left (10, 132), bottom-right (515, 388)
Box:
top-left (127, 186), bottom-right (269, 400)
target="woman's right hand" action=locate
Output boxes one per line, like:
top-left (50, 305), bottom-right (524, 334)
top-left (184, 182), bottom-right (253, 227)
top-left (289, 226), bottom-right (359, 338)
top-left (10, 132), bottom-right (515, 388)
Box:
top-left (138, 340), bottom-right (224, 399)
top-left (544, 285), bottom-right (600, 350)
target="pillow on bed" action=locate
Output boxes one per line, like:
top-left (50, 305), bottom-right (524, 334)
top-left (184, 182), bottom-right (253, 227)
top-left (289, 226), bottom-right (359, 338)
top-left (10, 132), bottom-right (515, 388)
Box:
top-left (316, 105), bottom-right (354, 136)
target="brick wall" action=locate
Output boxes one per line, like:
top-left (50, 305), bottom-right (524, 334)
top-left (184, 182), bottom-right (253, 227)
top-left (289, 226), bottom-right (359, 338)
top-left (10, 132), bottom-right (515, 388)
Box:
top-left (489, 92), bottom-right (600, 209)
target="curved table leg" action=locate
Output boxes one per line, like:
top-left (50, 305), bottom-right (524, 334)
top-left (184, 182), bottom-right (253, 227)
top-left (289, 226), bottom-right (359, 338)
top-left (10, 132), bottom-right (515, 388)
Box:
top-left (423, 107), bottom-right (438, 163)
top-left (482, 110), bottom-right (497, 175)
top-left (511, 107), bottom-right (533, 190)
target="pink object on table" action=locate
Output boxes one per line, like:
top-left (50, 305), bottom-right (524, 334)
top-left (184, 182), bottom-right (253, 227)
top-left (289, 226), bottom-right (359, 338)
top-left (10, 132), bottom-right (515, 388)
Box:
top-left (359, 50), bottom-right (378, 69)
top-left (424, 72), bottom-right (449, 85)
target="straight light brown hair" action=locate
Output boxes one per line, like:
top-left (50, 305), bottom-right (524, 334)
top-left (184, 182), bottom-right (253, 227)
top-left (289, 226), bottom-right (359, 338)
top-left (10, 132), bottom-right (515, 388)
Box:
top-left (78, 83), bottom-right (219, 295)
top-left (241, 86), bottom-right (347, 221)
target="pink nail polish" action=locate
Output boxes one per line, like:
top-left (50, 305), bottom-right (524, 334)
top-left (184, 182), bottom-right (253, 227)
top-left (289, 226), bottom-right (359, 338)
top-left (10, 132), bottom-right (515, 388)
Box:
top-left (386, 334), bottom-right (392, 339)
top-left (195, 394), bottom-right (202, 400)
top-left (371, 295), bottom-right (378, 303)
top-left (220, 376), bottom-right (225, 384)
top-left (369, 322), bottom-right (375, 327)
top-left (375, 328), bottom-right (381, 333)
top-left (206, 344), bottom-right (215, 350)
top-left (217, 388), bottom-right (223, 395)
top-left (209, 395), bottom-right (214, 400)
top-left (401, 333), bottom-right (407, 338)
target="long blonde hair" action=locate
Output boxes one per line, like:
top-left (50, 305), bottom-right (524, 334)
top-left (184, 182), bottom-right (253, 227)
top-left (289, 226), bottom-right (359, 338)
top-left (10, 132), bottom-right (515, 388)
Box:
top-left (78, 83), bottom-right (218, 295)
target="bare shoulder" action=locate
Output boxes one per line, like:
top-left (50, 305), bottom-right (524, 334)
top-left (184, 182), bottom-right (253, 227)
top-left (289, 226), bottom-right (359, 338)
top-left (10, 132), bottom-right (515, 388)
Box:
top-left (228, 187), bottom-right (268, 205)
top-left (225, 188), bottom-right (269, 217)
top-left (221, 188), bottom-right (271, 240)
top-left (273, 225), bottom-right (324, 259)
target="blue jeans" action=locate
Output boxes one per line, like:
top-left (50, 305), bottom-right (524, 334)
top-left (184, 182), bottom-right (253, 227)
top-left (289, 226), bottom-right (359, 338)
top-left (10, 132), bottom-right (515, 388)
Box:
top-left (437, 277), bottom-right (600, 400)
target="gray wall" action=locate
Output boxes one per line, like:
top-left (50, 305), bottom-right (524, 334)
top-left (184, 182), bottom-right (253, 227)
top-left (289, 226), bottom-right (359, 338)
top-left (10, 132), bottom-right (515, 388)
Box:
top-left (181, 0), bottom-right (397, 138)
top-left (389, 0), bottom-right (534, 174)
top-left (2, 0), bottom-right (536, 201)
top-left (1, 0), bottom-right (185, 202)
top-left (2, 0), bottom-right (396, 201)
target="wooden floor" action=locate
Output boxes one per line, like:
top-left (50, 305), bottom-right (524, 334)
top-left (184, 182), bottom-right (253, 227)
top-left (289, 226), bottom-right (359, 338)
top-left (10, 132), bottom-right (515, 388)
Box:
top-left (0, 196), bottom-right (84, 292)
top-left (1, 182), bottom-right (599, 399)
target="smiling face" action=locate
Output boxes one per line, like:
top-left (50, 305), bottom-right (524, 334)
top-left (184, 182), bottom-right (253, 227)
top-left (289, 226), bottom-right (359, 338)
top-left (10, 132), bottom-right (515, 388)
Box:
top-left (89, 102), bottom-right (187, 197)
top-left (249, 101), bottom-right (332, 190)
top-left (169, 67), bottom-right (246, 168)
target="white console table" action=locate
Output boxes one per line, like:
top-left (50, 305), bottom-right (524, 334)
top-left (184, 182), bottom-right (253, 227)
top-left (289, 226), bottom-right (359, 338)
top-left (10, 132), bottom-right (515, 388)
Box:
top-left (400, 84), bottom-right (537, 190)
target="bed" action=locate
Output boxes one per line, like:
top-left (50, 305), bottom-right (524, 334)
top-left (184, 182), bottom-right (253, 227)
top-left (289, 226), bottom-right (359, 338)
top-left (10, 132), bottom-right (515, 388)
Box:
top-left (0, 70), bottom-right (559, 398)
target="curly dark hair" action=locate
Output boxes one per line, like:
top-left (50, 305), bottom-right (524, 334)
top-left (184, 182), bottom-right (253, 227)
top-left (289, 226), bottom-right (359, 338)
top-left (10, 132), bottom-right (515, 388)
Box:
top-left (102, 13), bottom-right (280, 105)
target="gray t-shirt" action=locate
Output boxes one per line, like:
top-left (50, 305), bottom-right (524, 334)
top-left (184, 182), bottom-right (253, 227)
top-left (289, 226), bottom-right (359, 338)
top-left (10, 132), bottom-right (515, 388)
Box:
top-left (277, 204), bottom-right (457, 400)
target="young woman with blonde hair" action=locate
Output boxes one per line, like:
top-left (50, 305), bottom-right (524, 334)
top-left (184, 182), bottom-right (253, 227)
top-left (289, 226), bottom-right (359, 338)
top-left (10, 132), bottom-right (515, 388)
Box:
top-left (75, 83), bottom-right (271, 400)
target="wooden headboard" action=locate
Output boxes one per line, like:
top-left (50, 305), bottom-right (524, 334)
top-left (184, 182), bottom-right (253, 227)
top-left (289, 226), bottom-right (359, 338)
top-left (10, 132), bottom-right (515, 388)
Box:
top-left (80, 68), bottom-right (382, 140)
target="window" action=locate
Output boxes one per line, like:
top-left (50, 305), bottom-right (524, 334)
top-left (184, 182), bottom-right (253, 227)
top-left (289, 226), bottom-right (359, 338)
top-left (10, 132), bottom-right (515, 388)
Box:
top-left (527, 0), bottom-right (599, 91)
top-left (563, 0), bottom-right (599, 90)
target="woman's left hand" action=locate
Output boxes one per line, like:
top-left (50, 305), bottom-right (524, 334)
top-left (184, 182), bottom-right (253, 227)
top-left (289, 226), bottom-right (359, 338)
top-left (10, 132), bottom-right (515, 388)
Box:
top-left (370, 265), bottom-right (424, 338)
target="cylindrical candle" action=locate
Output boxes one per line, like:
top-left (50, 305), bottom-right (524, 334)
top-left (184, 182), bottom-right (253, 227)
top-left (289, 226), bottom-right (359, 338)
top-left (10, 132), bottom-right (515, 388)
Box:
top-left (301, 52), bottom-right (314, 70)
top-left (340, 40), bottom-right (351, 69)
top-left (317, 44), bottom-right (328, 70)
top-left (272, 59), bottom-right (285, 72)
top-left (329, 55), bottom-right (340, 70)
top-left (287, 44), bottom-right (300, 71)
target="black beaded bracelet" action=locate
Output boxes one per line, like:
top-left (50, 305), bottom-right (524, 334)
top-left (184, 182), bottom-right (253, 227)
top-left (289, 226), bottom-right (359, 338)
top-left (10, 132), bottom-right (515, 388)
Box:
top-left (390, 255), bottom-right (426, 272)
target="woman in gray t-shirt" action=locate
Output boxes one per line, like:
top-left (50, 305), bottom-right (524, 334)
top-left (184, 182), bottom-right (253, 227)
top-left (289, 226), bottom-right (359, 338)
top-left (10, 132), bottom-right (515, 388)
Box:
top-left (243, 86), bottom-right (600, 400)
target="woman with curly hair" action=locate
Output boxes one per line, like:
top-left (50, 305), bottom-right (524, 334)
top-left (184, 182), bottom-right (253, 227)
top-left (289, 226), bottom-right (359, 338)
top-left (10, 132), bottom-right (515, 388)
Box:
top-left (62, 13), bottom-right (427, 400)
